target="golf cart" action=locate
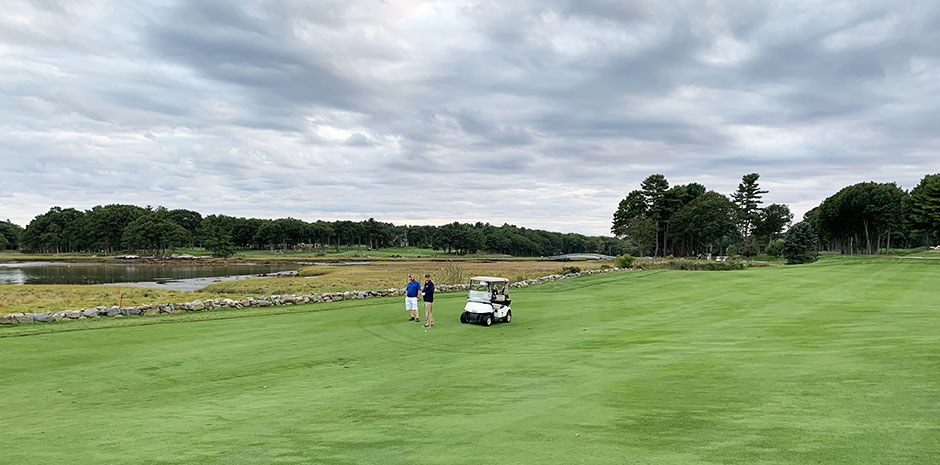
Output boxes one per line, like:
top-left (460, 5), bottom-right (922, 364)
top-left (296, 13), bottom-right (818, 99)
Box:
top-left (460, 276), bottom-right (511, 326)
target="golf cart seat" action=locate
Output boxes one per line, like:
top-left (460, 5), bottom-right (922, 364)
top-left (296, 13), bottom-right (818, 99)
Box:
top-left (492, 294), bottom-right (510, 305)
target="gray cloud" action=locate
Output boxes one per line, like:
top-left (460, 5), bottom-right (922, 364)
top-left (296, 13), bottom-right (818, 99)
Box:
top-left (1, 0), bottom-right (939, 235)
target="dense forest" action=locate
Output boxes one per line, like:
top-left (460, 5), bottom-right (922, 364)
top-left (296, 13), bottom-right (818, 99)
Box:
top-left (2, 205), bottom-right (632, 258)
top-left (611, 173), bottom-right (940, 257)
top-left (805, 174), bottom-right (940, 254)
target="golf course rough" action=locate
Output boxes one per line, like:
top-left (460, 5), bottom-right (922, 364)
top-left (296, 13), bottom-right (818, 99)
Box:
top-left (1, 257), bottom-right (938, 464)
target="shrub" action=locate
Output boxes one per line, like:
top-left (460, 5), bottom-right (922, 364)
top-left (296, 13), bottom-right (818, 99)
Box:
top-left (725, 245), bottom-right (737, 256)
top-left (631, 258), bottom-right (747, 271)
top-left (614, 254), bottom-right (635, 268)
top-left (765, 238), bottom-right (785, 257)
top-left (599, 264), bottom-right (611, 270)
top-left (561, 266), bottom-right (582, 274)
top-left (740, 240), bottom-right (760, 257)
top-left (783, 222), bottom-right (819, 264)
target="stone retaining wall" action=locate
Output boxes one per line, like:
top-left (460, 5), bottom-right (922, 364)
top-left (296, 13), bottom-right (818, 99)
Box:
top-left (0, 268), bottom-right (629, 325)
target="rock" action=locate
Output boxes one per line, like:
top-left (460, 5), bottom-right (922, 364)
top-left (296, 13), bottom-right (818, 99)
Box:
top-left (82, 308), bottom-right (100, 318)
top-left (28, 312), bottom-right (55, 323)
top-left (189, 300), bottom-right (206, 311)
top-left (11, 313), bottom-right (33, 324)
top-left (122, 307), bottom-right (142, 316)
top-left (64, 310), bottom-right (82, 319)
top-left (106, 306), bottom-right (121, 317)
top-left (0, 314), bottom-right (13, 325)
top-left (142, 306), bottom-right (159, 316)
top-left (257, 300), bottom-right (272, 307)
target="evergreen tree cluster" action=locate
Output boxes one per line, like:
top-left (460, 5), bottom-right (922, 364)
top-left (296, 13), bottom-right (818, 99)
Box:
top-left (611, 172), bottom-right (940, 260)
top-left (611, 173), bottom-right (792, 256)
top-left (13, 205), bottom-right (632, 257)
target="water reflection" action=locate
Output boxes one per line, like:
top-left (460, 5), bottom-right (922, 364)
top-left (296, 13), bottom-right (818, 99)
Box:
top-left (0, 262), bottom-right (298, 288)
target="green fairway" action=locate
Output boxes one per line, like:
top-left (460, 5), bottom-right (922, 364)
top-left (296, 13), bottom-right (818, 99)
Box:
top-left (2, 258), bottom-right (938, 464)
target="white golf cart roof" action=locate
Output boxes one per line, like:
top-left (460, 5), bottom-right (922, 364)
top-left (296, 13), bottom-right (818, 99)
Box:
top-left (469, 276), bottom-right (509, 282)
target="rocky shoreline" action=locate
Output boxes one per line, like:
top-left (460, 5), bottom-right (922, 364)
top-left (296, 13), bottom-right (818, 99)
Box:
top-left (0, 268), bottom-right (628, 325)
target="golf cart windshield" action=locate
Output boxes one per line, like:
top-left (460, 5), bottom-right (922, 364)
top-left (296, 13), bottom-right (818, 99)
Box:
top-left (468, 278), bottom-right (509, 303)
top-left (468, 281), bottom-right (491, 302)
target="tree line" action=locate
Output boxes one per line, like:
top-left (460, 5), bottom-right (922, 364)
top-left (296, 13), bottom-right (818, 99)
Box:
top-left (611, 172), bottom-right (940, 259)
top-left (611, 173), bottom-right (793, 257)
top-left (7, 204), bottom-right (633, 257)
top-left (805, 174), bottom-right (940, 254)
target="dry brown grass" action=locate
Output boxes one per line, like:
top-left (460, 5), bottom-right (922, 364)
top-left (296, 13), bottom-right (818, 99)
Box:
top-left (0, 285), bottom-right (220, 314)
top-left (204, 260), bottom-right (608, 295)
top-left (0, 260), bottom-right (611, 314)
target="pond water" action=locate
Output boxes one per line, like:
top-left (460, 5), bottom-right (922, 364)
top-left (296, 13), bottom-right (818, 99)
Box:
top-left (0, 262), bottom-right (298, 290)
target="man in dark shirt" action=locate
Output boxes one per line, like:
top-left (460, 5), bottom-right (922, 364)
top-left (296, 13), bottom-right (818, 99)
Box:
top-left (422, 273), bottom-right (435, 327)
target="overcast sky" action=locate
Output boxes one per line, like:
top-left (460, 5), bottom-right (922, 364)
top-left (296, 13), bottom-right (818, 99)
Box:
top-left (1, 1), bottom-right (938, 235)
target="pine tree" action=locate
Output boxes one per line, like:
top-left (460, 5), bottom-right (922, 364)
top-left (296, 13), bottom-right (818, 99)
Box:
top-left (782, 221), bottom-right (819, 264)
top-left (732, 173), bottom-right (768, 238)
top-left (641, 174), bottom-right (670, 256)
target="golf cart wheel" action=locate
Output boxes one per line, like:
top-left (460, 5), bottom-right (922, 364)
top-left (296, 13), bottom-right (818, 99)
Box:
top-left (460, 312), bottom-right (470, 324)
top-left (504, 310), bottom-right (512, 323)
top-left (482, 314), bottom-right (493, 327)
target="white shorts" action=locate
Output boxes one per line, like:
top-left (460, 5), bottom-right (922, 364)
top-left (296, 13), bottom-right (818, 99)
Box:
top-left (405, 297), bottom-right (418, 311)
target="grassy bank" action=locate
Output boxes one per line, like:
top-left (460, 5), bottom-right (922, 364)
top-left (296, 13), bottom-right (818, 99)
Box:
top-left (1, 258), bottom-right (938, 463)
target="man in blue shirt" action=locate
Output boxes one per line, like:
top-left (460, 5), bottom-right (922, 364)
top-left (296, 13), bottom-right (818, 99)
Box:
top-left (405, 274), bottom-right (421, 322)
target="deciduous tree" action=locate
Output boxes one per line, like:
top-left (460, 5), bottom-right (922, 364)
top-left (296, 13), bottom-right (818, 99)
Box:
top-left (909, 173), bottom-right (940, 245)
top-left (199, 215), bottom-right (236, 257)
top-left (671, 191), bottom-right (737, 255)
top-left (121, 214), bottom-right (190, 256)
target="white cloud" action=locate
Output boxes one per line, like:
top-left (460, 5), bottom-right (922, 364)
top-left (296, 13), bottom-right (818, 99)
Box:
top-left (823, 15), bottom-right (902, 51)
top-left (1, 0), bottom-right (938, 234)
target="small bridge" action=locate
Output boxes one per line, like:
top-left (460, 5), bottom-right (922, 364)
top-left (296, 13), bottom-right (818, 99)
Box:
top-left (548, 253), bottom-right (615, 261)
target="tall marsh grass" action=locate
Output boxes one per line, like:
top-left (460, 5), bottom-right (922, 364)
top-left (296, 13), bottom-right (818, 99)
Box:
top-left (632, 258), bottom-right (750, 271)
top-left (435, 262), bottom-right (468, 284)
